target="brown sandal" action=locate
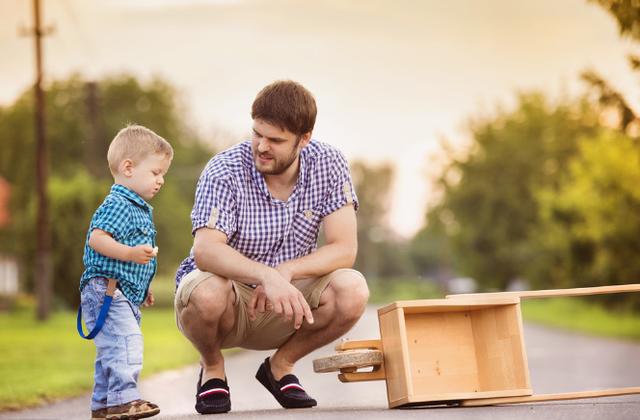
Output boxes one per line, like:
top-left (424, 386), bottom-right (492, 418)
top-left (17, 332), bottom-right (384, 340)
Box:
top-left (91, 407), bottom-right (107, 420)
top-left (106, 399), bottom-right (160, 420)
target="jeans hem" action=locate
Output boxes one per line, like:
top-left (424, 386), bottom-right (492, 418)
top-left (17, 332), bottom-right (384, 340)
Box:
top-left (107, 388), bottom-right (141, 407)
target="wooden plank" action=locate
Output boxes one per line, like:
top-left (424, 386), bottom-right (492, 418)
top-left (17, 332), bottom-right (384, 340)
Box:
top-left (514, 302), bottom-right (532, 390)
top-left (379, 308), bottom-right (412, 406)
top-left (470, 305), bottom-right (530, 393)
top-left (378, 297), bottom-right (520, 316)
top-left (460, 387), bottom-right (640, 406)
top-left (338, 366), bottom-right (386, 382)
top-left (335, 339), bottom-right (382, 351)
top-left (313, 349), bottom-right (384, 373)
top-left (404, 311), bottom-right (480, 395)
top-left (389, 388), bottom-right (534, 408)
top-left (447, 284), bottom-right (640, 300)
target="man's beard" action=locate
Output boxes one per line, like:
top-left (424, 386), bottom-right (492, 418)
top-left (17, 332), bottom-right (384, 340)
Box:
top-left (254, 147), bottom-right (298, 175)
top-left (254, 138), bottom-right (301, 175)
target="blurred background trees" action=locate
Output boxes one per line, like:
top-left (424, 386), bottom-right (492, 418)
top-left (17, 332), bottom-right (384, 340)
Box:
top-left (408, 0), bottom-right (640, 308)
top-left (1, 0), bottom-right (639, 314)
top-left (0, 74), bottom-right (213, 307)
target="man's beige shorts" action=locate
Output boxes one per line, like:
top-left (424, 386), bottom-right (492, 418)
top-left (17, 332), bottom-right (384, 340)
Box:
top-left (174, 268), bottom-right (363, 350)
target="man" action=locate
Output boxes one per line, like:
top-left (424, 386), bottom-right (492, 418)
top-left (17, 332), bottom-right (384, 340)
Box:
top-left (174, 80), bottom-right (369, 414)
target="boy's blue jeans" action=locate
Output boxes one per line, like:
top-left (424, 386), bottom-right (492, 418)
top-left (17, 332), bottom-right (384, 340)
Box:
top-left (81, 277), bottom-right (143, 410)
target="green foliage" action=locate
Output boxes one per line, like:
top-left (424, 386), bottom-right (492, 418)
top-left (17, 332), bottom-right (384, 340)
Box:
top-left (428, 94), bottom-right (600, 290)
top-left (350, 161), bottom-right (415, 279)
top-left (367, 276), bottom-right (442, 304)
top-left (592, 0), bottom-right (640, 41)
top-left (409, 207), bottom-right (453, 280)
top-left (49, 171), bottom-right (110, 305)
top-left (0, 74), bottom-right (214, 308)
top-left (0, 308), bottom-right (200, 410)
top-left (535, 131), bottom-right (640, 308)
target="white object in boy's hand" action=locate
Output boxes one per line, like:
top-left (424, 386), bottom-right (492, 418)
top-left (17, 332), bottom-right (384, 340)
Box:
top-left (152, 246), bottom-right (159, 257)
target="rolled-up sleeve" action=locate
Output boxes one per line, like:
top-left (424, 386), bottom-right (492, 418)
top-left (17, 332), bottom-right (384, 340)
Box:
top-left (91, 198), bottom-right (131, 241)
top-left (319, 151), bottom-right (359, 218)
top-left (191, 170), bottom-right (237, 238)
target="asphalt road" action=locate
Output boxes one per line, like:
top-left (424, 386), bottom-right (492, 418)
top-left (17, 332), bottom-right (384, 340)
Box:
top-left (3, 307), bottom-right (639, 420)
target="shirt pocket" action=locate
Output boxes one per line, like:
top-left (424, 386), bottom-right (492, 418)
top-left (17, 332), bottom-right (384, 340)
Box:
top-left (126, 222), bottom-right (156, 247)
top-left (293, 208), bottom-right (322, 253)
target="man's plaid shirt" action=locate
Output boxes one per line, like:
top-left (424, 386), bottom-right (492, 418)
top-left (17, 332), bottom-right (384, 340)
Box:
top-left (80, 184), bottom-right (157, 306)
top-left (175, 139), bottom-right (359, 287)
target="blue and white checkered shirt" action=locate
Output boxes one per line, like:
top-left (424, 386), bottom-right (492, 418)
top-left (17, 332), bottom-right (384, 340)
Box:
top-left (175, 139), bottom-right (358, 286)
top-left (80, 184), bottom-right (157, 306)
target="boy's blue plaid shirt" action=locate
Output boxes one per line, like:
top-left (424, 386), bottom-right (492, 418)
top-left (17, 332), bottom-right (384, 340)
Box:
top-left (80, 184), bottom-right (157, 305)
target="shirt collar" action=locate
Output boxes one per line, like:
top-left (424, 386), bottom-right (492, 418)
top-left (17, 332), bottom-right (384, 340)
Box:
top-left (249, 145), bottom-right (308, 203)
top-left (110, 184), bottom-right (153, 211)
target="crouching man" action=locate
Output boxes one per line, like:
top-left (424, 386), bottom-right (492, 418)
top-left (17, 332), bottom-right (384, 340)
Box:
top-left (174, 80), bottom-right (369, 414)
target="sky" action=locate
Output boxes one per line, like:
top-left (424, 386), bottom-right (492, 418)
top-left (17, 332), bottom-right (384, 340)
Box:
top-left (1, 0), bottom-right (639, 237)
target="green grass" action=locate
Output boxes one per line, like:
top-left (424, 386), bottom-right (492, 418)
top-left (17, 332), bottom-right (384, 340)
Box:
top-left (521, 297), bottom-right (640, 341)
top-left (367, 276), bottom-right (442, 304)
top-left (368, 278), bottom-right (640, 341)
top-left (3, 279), bottom-right (638, 411)
top-left (0, 307), bottom-right (200, 411)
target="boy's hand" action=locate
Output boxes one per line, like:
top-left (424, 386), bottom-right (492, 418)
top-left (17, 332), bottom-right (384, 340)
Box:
top-left (128, 244), bottom-right (155, 264)
top-left (143, 289), bottom-right (155, 307)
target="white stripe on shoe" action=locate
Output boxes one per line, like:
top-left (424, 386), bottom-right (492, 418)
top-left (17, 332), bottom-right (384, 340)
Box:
top-left (280, 383), bottom-right (305, 392)
top-left (199, 388), bottom-right (230, 397)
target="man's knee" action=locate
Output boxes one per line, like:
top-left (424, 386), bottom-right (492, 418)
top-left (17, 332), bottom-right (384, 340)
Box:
top-left (330, 270), bottom-right (369, 319)
top-left (181, 274), bottom-right (234, 325)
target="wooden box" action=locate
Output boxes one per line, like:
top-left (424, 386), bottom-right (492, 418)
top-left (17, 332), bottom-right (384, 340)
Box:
top-left (315, 284), bottom-right (640, 408)
top-left (377, 296), bottom-right (532, 407)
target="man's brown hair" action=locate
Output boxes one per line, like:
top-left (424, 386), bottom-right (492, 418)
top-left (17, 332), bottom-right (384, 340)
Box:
top-left (251, 80), bottom-right (317, 136)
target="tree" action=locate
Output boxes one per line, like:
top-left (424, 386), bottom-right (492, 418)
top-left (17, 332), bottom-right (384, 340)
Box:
top-left (350, 161), bottom-right (413, 279)
top-left (592, 0), bottom-right (640, 40)
top-left (582, 1), bottom-right (640, 135)
top-left (535, 130), bottom-right (640, 308)
top-left (0, 74), bottom-right (215, 308)
top-left (429, 94), bottom-right (600, 290)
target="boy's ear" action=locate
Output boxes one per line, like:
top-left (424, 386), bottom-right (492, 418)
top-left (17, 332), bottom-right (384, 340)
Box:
top-left (119, 159), bottom-right (134, 177)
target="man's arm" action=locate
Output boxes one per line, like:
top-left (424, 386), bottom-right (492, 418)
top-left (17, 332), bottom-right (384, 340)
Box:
top-left (278, 204), bottom-right (358, 281)
top-left (193, 228), bottom-right (314, 328)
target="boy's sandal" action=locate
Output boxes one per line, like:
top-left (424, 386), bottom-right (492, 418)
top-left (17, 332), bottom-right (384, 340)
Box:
top-left (91, 408), bottom-right (107, 420)
top-left (106, 399), bottom-right (160, 420)
top-left (255, 357), bottom-right (317, 409)
top-left (195, 368), bottom-right (231, 414)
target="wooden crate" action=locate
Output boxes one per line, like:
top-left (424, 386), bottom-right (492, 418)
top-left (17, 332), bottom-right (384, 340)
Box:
top-left (315, 284), bottom-right (640, 408)
top-left (378, 296), bottom-right (531, 407)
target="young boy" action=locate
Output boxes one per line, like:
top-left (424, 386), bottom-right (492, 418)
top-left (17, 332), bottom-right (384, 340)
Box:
top-left (79, 124), bottom-right (173, 420)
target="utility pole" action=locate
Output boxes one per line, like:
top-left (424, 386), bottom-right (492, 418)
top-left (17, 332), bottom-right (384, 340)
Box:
top-left (24, 0), bottom-right (54, 320)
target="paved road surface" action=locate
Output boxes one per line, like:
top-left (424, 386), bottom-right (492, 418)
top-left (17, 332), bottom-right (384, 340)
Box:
top-left (2, 307), bottom-right (639, 419)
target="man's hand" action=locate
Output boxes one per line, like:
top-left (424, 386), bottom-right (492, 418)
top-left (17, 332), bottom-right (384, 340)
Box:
top-left (274, 262), bottom-right (294, 283)
top-left (248, 268), bottom-right (314, 330)
top-left (128, 244), bottom-right (155, 264)
top-left (247, 285), bottom-right (269, 320)
top-left (143, 288), bottom-right (155, 307)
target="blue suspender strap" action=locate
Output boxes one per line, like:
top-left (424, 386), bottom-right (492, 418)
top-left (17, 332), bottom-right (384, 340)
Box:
top-left (77, 278), bottom-right (118, 340)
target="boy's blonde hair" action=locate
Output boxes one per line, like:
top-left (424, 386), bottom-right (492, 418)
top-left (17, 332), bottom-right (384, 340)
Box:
top-left (107, 124), bottom-right (174, 176)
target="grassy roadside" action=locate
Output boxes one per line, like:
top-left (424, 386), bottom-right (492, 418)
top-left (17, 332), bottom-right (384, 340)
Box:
top-left (0, 307), bottom-right (200, 411)
top-left (2, 278), bottom-right (638, 411)
top-left (521, 297), bottom-right (640, 341)
top-left (367, 278), bottom-right (640, 341)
